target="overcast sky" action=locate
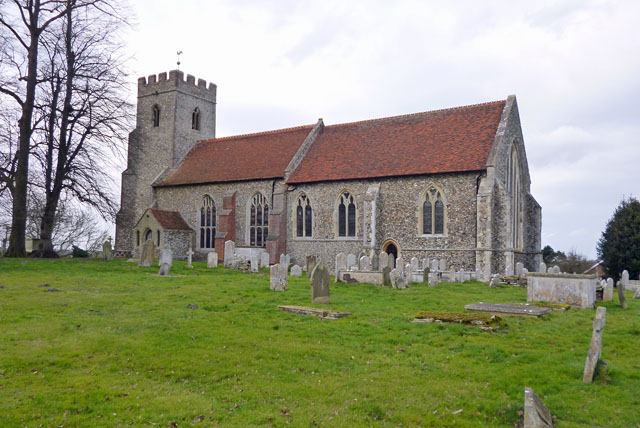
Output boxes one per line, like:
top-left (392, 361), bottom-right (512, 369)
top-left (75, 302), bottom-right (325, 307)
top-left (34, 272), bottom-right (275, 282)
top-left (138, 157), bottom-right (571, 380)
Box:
top-left (124, 0), bottom-right (640, 258)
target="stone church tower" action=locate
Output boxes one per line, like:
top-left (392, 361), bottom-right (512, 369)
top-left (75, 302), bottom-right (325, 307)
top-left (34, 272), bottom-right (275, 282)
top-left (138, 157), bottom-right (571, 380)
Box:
top-left (115, 70), bottom-right (217, 255)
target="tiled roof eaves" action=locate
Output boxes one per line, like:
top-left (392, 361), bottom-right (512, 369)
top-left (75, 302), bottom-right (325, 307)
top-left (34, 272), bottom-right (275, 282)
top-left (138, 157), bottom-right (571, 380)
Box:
top-left (287, 168), bottom-right (487, 185)
top-left (197, 124), bottom-right (314, 144)
top-left (153, 176), bottom-right (282, 189)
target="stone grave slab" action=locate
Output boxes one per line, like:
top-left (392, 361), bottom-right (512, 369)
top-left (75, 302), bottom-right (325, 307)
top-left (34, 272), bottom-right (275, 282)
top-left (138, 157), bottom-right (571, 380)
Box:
top-left (278, 305), bottom-right (350, 320)
top-left (464, 303), bottom-right (551, 317)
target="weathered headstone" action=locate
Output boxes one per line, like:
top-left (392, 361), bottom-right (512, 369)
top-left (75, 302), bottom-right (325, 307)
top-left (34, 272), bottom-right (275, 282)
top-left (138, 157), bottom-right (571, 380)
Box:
top-left (347, 253), bottom-right (357, 270)
top-left (430, 258), bottom-right (439, 271)
top-left (224, 240), bottom-right (235, 268)
top-left (410, 257), bottom-right (420, 272)
top-left (617, 280), bottom-right (627, 309)
top-left (335, 252), bottom-right (347, 278)
top-left (279, 253), bottom-right (290, 267)
top-left (138, 239), bottom-right (155, 267)
top-left (423, 267), bottom-right (430, 283)
top-left (523, 387), bottom-right (553, 428)
top-left (388, 253), bottom-right (395, 270)
top-left (621, 269), bottom-right (629, 287)
top-left (291, 264), bottom-right (302, 277)
top-left (634, 288), bottom-right (640, 299)
top-left (547, 266), bottom-right (554, 274)
top-left (421, 258), bottom-right (428, 271)
top-left (270, 263), bottom-right (288, 291)
top-left (390, 268), bottom-right (407, 289)
top-left (583, 306), bottom-right (606, 383)
top-left (310, 264), bottom-right (330, 304)
top-left (379, 252), bottom-right (389, 272)
top-left (489, 274), bottom-right (500, 288)
top-left (428, 272), bottom-right (439, 287)
top-left (359, 255), bottom-right (371, 271)
top-left (371, 254), bottom-right (379, 271)
top-left (515, 262), bottom-right (524, 277)
top-left (186, 247), bottom-right (194, 268)
top-left (306, 255), bottom-right (317, 277)
top-left (157, 244), bottom-right (173, 276)
top-left (396, 259), bottom-right (405, 275)
top-left (382, 266), bottom-right (391, 286)
top-left (539, 262), bottom-right (547, 273)
top-left (260, 252), bottom-right (270, 268)
top-left (603, 278), bottom-right (614, 301)
top-left (553, 265), bottom-right (560, 274)
top-left (207, 251), bottom-right (218, 268)
top-left (405, 263), bottom-right (413, 284)
top-left (438, 258), bottom-right (447, 272)
top-left (102, 238), bottom-right (113, 261)
top-left (250, 255), bottom-right (259, 272)
top-left (505, 261), bottom-right (514, 276)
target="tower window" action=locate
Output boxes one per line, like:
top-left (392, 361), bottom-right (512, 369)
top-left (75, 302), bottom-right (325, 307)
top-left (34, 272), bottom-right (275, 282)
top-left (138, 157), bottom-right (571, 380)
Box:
top-left (192, 107), bottom-right (200, 131)
top-left (152, 105), bottom-right (160, 127)
top-left (338, 191), bottom-right (356, 237)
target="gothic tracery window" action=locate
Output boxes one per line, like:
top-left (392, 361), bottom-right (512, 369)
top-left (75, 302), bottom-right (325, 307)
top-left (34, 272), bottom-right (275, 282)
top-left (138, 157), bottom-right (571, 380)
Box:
top-left (200, 195), bottom-right (216, 249)
top-left (338, 191), bottom-right (356, 237)
top-left (422, 188), bottom-right (445, 235)
top-left (152, 104), bottom-right (160, 127)
top-left (296, 194), bottom-right (312, 238)
top-left (192, 107), bottom-right (200, 131)
top-left (249, 193), bottom-right (269, 247)
top-left (507, 144), bottom-right (521, 249)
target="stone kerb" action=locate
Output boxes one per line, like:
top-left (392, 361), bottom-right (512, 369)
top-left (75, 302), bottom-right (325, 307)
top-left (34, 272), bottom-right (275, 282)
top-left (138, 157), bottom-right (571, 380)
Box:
top-left (527, 273), bottom-right (596, 308)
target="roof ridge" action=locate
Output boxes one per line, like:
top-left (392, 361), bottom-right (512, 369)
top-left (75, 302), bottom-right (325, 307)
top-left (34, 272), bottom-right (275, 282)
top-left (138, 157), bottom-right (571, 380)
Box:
top-left (324, 99), bottom-right (507, 129)
top-left (198, 123), bottom-right (315, 144)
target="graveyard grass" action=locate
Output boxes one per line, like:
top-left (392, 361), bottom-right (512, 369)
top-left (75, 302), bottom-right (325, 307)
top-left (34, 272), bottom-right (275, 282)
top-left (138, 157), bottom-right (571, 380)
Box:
top-left (1, 259), bottom-right (639, 428)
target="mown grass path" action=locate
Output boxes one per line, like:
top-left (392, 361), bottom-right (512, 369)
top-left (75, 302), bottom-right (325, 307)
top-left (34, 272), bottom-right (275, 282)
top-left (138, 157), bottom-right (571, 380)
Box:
top-left (0, 258), bottom-right (638, 427)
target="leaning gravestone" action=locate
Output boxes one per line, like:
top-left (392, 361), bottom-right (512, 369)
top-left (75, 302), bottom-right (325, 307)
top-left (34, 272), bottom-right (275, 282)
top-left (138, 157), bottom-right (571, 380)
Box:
top-left (224, 240), bottom-right (235, 267)
top-left (102, 238), bottom-right (113, 261)
top-left (390, 268), bottom-right (407, 289)
top-left (583, 306), bottom-right (606, 383)
top-left (617, 280), bottom-right (627, 309)
top-left (379, 252), bottom-right (389, 272)
top-left (310, 264), bottom-right (330, 304)
top-left (603, 278), bottom-right (614, 302)
top-left (158, 244), bottom-right (173, 276)
top-left (260, 252), bottom-right (270, 268)
top-left (138, 239), bottom-right (155, 267)
top-left (207, 252), bottom-right (218, 268)
top-left (359, 255), bottom-right (371, 271)
top-left (291, 265), bottom-right (302, 277)
top-left (382, 266), bottom-right (391, 286)
top-left (306, 255), bottom-right (317, 277)
top-left (524, 387), bottom-right (553, 428)
top-left (250, 255), bottom-right (259, 272)
top-left (270, 264), bottom-right (288, 291)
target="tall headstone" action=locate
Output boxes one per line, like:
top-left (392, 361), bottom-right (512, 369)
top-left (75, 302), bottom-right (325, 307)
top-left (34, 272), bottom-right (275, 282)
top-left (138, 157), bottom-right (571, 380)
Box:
top-left (430, 258), bottom-right (439, 271)
top-left (310, 264), bottom-right (330, 304)
top-left (207, 251), bottom-right (218, 268)
top-left (621, 270), bottom-right (629, 287)
top-left (306, 255), bottom-right (317, 277)
top-left (388, 253), bottom-right (395, 270)
top-left (410, 257), bottom-right (420, 273)
top-left (224, 240), bottom-right (235, 268)
top-left (186, 247), bottom-right (194, 268)
top-left (617, 280), bottom-right (627, 309)
top-left (405, 263), bottom-right (412, 283)
top-left (371, 254), bottom-right (379, 271)
top-left (438, 258), bottom-right (447, 272)
top-left (347, 254), bottom-right (357, 270)
top-left (379, 252), bottom-right (389, 273)
top-left (291, 265), bottom-right (302, 277)
top-left (260, 252), bottom-right (270, 268)
top-left (102, 238), bottom-right (113, 261)
top-left (603, 278), bottom-right (614, 301)
top-left (138, 239), bottom-right (155, 267)
top-left (270, 264), bottom-right (288, 291)
top-left (396, 257), bottom-right (405, 273)
top-left (421, 258), bottom-right (428, 271)
top-left (428, 272), bottom-right (439, 287)
top-left (382, 266), bottom-right (391, 286)
top-left (335, 252), bottom-right (347, 277)
top-left (539, 262), bottom-right (547, 273)
top-left (359, 255), bottom-right (371, 271)
top-left (583, 306), bottom-right (606, 383)
top-left (390, 268), bottom-right (407, 289)
top-left (515, 262), bottom-right (524, 277)
top-left (250, 255), bottom-right (259, 272)
top-left (423, 267), bottom-right (430, 283)
top-left (158, 244), bottom-right (173, 276)
top-left (523, 387), bottom-right (553, 428)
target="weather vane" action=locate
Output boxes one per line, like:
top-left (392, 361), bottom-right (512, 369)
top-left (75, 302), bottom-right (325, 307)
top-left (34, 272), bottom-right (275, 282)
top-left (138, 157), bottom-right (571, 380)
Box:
top-left (177, 50), bottom-right (183, 70)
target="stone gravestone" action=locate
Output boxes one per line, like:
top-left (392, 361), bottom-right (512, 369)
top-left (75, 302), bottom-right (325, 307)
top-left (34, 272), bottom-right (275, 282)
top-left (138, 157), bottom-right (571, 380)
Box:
top-left (515, 262), bottom-right (524, 277)
top-left (291, 265), bottom-right (302, 277)
top-left (539, 262), bottom-right (547, 273)
top-left (547, 266), bottom-right (554, 274)
top-left (505, 261), bottom-right (514, 276)
top-left (634, 288), bottom-right (640, 299)
top-left (603, 278), bottom-right (614, 302)
top-left (428, 272), bottom-right (439, 287)
top-left (489, 274), bottom-right (500, 288)
top-left (306, 255), bottom-right (317, 277)
top-left (390, 268), bottom-right (407, 289)
top-left (270, 264), bottom-right (288, 291)
top-left (438, 258), bottom-right (447, 272)
top-left (347, 253), bottom-right (357, 271)
top-left (379, 252), bottom-right (388, 273)
top-left (382, 266), bottom-right (391, 286)
top-left (583, 306), bottom-right (606, 383)
top-left (250, 255), bottom-right (259, 272)
top-left (552, 265), bottom-right (560, 274)
top-left (421, 258), bottom-right (428, 271)
top-left (410, 257), bottom-right (420, 273)
top-left (207, 251), bottom-right (218, 268)
top-left (260, 252), bottom-right (270, 268)
top-left (138, 239), bottom-right (155, 267)
top-left (371, 254), bottom-right (379, 271)
top-left (423, 267), bottom-right (430, 283)
top-left (102, 238), bottom-right (113, 261)
top-left (396, 257), bottom-right (405, 273)
top-left (310, 264), bottom-right (330, 304)
top-left (224, 240), bottom-right (235, 268)
top-left (617, 280), bottom-right (627, 309)
top-left (523, 387), bottom-right (553, 428)
top-left (158, 244), bottom-right (173, 276)
top-left (431, 258), bottom-right (439, 271)
top-left (405, 263), bottom-right (412, 284)
top-left (186, 247), bottom-right (194, 268)
top-left (335, 252), bottom-right (347, 279)
top-left (621, 269), bottom-right (629, 287)
top-left (279, 253), bottom-right (290, 268)
top-left (388, 253), bottom-right (395, 270)
top-left (359, 255), bottom-right (371, 271)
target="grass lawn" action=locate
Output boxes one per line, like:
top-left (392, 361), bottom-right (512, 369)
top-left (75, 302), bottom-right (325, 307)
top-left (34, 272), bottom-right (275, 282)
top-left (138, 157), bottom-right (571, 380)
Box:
top-left (0, 257), bottom-right (639, 427)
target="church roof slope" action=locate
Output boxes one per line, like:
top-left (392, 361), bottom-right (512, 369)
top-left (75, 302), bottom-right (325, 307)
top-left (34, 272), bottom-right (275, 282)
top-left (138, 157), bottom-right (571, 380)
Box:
top-left (149, 208), bottom-right (192, 230)
top-left (287, 100), bottom-right (506, 184)
top-left (157, 125), bottom-right (315, 186)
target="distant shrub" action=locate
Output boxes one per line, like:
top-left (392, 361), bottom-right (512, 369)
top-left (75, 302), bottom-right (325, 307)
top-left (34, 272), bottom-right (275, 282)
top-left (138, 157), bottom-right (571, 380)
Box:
top-left (72, 245), bottom-right (89, 258)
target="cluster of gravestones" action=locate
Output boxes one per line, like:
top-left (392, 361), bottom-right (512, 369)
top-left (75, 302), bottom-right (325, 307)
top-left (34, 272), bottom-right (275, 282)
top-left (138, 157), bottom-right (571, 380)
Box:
top-left (270, 253), bottom-right (330, 304)
top-left (222, 240), bottom-right (270, 273)
top-left (599, 269), bottom-right (640, 306)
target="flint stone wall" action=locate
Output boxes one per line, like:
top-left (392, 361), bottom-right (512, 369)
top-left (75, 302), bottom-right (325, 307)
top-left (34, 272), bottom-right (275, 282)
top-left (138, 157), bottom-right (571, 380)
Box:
top-left (527, 273), bottom-right (596, 309)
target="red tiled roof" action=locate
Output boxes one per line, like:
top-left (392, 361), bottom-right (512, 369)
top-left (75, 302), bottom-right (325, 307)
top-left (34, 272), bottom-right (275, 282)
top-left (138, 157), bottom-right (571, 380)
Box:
top-left (156, 125), bottom-right (315, 186)
top-left (287, 100), bottom-right (506, 184)
top-left (149, 208), bottom-right (192, 230)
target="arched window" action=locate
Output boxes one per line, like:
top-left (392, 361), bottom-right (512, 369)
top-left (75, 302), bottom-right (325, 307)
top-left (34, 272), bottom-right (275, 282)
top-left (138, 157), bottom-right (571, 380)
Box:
top-left (295, 194), bottom-right (312, 237)
top-left (192, 107), bottom-right (200, 131)
top-left (136, 230), bottom-right (140, 247)
top-left (157, 230), bottom-right (161, 246)
top-left (152, 105), bottom-right (160, 127)
top-left (144, 229), bottom-right (152, 242)
top-left (338, 191), bottom-right (356, 237)
top-left (422, 187), bottom-right (446, 235)
top-left (200, 195), bottom-right (216, 249)
top-left (249, 193), bottom-right (269, 247)
top-left (507, 144), bottom-right (521, 249)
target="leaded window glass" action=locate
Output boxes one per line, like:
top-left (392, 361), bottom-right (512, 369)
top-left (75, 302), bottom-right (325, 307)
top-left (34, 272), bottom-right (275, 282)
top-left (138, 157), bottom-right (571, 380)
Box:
top-left (423, 188), bottom-right (446, 235)
top-left (338, 192), bottom-right (356, 237)
top-left (295, 194), bottom-right (313, 237)
top-left (249, 193), bottom-right (269, 247)
top-left (200, 196), bottom-right (216, 249)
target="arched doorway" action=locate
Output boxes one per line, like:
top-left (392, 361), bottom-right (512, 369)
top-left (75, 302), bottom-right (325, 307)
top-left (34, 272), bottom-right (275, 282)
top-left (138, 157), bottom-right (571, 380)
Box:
top-left (144, 229), bottom-right (152, 243)
top-left (381, 239), bottom-right (400, 261)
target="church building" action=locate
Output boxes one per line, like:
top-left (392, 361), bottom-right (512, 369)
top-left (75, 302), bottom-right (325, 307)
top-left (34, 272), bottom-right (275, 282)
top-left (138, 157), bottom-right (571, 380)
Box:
top-left (115, 70), bottom-right (542, 280)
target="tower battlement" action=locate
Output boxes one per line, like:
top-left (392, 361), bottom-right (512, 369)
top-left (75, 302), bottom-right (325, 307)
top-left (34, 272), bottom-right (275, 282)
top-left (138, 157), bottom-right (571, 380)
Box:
top-left (137, 70), bottom-right (217, 97)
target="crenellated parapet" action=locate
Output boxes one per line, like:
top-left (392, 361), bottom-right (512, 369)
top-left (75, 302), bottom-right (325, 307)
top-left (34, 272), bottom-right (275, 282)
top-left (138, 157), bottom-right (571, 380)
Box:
top-left (137, 69), bottom-right (217, 97)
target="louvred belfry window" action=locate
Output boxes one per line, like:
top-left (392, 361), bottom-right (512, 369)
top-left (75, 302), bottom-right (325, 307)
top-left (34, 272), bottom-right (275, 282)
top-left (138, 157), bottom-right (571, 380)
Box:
top-left (250, 193), bottom-right (269, 247)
